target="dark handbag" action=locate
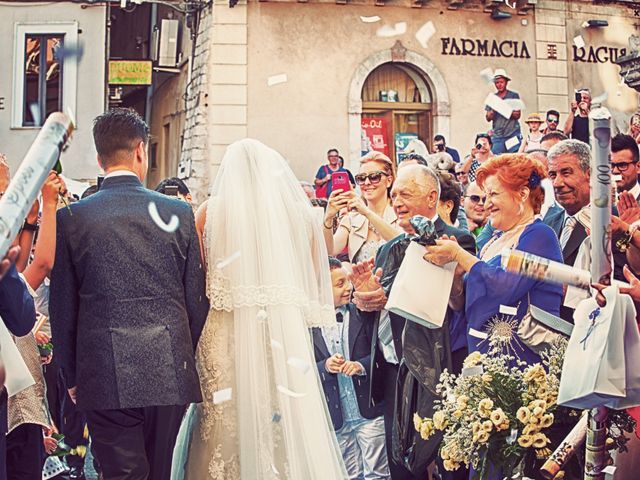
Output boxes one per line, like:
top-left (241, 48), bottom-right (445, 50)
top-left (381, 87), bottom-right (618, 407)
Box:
top-left (391, 320), bottom-right (451, 476)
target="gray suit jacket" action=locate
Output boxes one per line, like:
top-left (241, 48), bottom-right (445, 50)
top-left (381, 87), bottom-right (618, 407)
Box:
top-left (50, 176), bottom-right (208, 411)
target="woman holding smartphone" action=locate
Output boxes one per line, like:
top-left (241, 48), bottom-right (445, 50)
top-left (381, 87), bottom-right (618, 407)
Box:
top-left (322, 151), bottom-right (400, 263)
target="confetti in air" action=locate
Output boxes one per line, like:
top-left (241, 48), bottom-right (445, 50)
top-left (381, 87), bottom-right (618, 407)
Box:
top-left (267, 74), bottom-right (288, 87)
top-left (148, 202), bottom-right (180, 233)
top-left (212, 388), bottom-right (233, 405)
top-left (276, 385), bottom-right (307, 398)
top-left (286, 357), bottom-right (311, 374)
top-left (360, 15), bottom-right (381, 23)
top-left (256, 309), bottom-right (268, 323)
top-left (573, 35), bottom-right (585, 49)
top-left (216, 251), bottom-right (241, 269)
top-left (270, 338), bottom-right (284, 351)
top-left (415, 21), bottom-right (435, 48)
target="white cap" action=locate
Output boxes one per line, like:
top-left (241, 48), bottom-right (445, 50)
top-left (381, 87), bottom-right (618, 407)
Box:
top-left (493, 68), bottom-right (511, 81)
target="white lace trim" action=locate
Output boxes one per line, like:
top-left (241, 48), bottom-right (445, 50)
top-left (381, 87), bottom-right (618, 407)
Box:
top-left (207, 268), bottom-right (336, 328)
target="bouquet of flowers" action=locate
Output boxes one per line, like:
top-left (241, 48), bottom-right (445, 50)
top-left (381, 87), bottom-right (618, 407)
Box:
top-left (414, 336), bottom-right (568, 479)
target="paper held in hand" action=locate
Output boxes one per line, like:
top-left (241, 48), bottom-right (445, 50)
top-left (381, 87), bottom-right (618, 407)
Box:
top-left (385, 241), bottom-right (456, 328)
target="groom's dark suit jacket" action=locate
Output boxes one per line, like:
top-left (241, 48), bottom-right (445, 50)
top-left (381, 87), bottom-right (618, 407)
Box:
top-left (50, 175), bottom-right (209, 412)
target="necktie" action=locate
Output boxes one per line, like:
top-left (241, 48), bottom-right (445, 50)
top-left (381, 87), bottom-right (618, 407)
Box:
top-left (378, 310), bottom-right (398, 365)
top-left (560, 216), bottom-right (577, 250)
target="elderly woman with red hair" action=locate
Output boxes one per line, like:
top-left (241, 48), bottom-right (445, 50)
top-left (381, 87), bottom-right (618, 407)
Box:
top-left (425, 154), bottom-right (563, 365)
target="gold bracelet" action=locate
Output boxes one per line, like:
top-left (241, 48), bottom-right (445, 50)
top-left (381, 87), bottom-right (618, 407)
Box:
top-left (323, 219), bottom-right (334, 229)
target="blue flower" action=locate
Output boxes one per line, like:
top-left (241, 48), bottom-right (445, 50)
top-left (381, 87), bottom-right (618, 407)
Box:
top-left (528, 171), bottom-right (541, 189)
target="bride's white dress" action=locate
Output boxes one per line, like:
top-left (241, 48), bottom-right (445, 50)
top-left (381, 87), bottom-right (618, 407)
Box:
top-left (171, 139), bottom-right (348, 479)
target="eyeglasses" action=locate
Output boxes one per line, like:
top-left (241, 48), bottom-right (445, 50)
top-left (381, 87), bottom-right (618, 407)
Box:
top-left (355, 171), bottom-right (388, 185)
top-left (465, 194), bottom-right (487, 204)
top-left (328, 154), bottom-right (339, 158)
top-left (547, 118), bottom-right (559, 124)
top-left (455, 171), bottom-right (467, 177)
top-left (611, 161), bottom-right (637, 172)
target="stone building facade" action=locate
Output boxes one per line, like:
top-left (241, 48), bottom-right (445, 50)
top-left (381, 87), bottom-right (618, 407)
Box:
top-left (180, 0), bottom-right (640, 201)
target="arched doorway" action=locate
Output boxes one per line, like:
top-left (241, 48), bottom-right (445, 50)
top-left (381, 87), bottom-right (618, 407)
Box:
top-left (347, 45), bottom-right (450, 170)
top-left (361, 63), bottom-right (433, 163)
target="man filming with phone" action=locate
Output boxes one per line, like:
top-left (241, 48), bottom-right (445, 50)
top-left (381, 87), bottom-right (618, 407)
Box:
top-left (433, 134), bottom-right (460, 163)
top-left (564, 88), bottom-right (591, 144)
top-left (314, 148), bottom-right (355, 199)
top-left (461, 133), bottom-right (494, 183)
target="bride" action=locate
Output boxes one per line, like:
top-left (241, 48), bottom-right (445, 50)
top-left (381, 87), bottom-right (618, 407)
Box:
top-left (171, 139), bottom-right (348, 479)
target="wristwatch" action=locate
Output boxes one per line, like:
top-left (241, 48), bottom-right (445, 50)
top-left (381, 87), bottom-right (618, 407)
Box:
top-left (23, 221), bottom-right (38, 232)
top-left (617, 221), bottom-right (640, 253)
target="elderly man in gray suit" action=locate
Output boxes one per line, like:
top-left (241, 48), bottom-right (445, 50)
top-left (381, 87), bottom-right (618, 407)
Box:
top-left (50, 109), bottom-right (208, 480)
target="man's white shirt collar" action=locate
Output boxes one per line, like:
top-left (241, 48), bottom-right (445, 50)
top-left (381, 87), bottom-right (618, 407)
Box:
top-left (105, 170), bottom-right (138, 179)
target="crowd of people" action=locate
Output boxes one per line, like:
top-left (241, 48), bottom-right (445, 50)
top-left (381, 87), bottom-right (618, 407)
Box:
top-left (0, 67), bottom-right (640, 480)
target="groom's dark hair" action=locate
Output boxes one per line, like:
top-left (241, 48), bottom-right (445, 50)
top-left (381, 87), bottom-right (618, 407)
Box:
top-left (93, 108), bottom-right (150, 165)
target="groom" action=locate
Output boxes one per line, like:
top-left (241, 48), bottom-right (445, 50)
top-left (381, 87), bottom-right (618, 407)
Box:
top-left (50, 108), bottom-right (208, 480)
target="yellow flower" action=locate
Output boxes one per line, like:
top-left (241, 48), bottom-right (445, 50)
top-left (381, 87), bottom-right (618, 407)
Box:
top-left (453, 409), bottom-right (464, 419)
top-left (529, 399), bottom-right (547, 412)
top-left (533, 432), bottom-right (550, 448)
top-left (443, 459), bottom-right (459, 471)
top-left (413, 413), bottom-right (423, 432)
top-left (523, 424), bottom-right (539, 435)
top-left (533, 406), bottom-right (544, 417)
top-left (536, 386), bottom-right (548, 398)
top-left (524, 364), bottom-right (547, 384)
top-left (433, 410), bottom-right (448, 430)
top-left (420, 419), bottom-right (435, 440)
top-left (529, 415), bottom-right (540, 425)
top-left (482, 373), bottom-right (493, 383)
top-left (517, 407), bottom-right (531, 424)
top-left (74, 445), bottom-right (87, 458)
top-left (472, 421), bottom-right (482, 435)
top-left (540, 413), bottom-right (554, 429)
top-left (457, 395), bottom-right (470, 408)
top-left (496, 419), bottom-right (510, 432)
top-left (479, 398), bottom-right (494, 411)
top-left (490, 408), bottom-right (507, 428)
top-left (482, 420), bottom-right (493, 432)
top-left (476, 430), bottom-right (490, 443)
top-left (518, 434), bottom-right (534, 448)
top-left (463, 351), bottom-right (483, 368)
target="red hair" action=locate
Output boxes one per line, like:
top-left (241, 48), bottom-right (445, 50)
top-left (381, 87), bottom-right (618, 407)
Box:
top-left (475, 153), bottom-right (548, 214)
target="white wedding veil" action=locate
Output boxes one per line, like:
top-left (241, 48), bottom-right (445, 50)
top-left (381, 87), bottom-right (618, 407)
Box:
top-left (204, 139), bottom-right (347, 479)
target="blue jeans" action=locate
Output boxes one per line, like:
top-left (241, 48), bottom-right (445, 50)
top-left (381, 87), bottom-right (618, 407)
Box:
top-left (491, 134), bottom-right (522, 154)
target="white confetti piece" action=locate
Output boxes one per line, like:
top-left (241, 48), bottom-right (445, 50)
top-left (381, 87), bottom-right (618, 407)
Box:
top-left (277, 385), bottom-right (307, 398)
top-left (613, 174), bottom-right (623, 182)
top-left (271, 464), bottom-right (280, 476)
top-left (573, 35), bottom-right (585, 49)
top-left (270, 338), bottom-right (283, 350)
top-left (287, 357), bottom-right (311, 374)
top-left (29, 102), bottom-right (42, 126)
top-left (507, 428), bottom-right (518, 445)
top-left (462, 365), bottom-right (484, 377)
top-left (148, 201), bottom-right (180, 233)
top-left (505, 137), bottom-right (520, 151)
top-left (468, 327), bottom-right (488, 339)
top-left (360, 15), bottom-right (381, 23)
top-left (216, 251), bottom-right (241, 269)
top-left (415, 21), bottom-right (435, 48)
top-left (581, 21), bottom-right (590, 29)
top-left (256, 309), bottom-right (268, 322)
top-left (376, 22), bottom-right (407, 38)
top-left (603, 466), bottom-right (616, 474)
top-left (267, 74), bottom-right (287, 87)
top-left (484, 93), bottom-right (513, 120)
top-left (480, 68), bottom-right (494, 85)
top-left (212, 388), bottom-right (233, 404)
top-left (499, 304), bottom-right (518, 315)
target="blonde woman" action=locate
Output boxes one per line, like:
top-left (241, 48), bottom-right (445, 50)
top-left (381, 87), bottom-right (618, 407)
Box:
top-left (323, 152), bottom-right (400, 263)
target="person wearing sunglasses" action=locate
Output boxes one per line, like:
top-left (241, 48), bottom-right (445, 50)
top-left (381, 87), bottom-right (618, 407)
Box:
top-left (463, 182), bottom-right (489, 237)
top-left (543, 109), bottom-right (560, 135)
top-left (323, 152), bottom-right (400, 264)
top-left (611, 133), bottom-right (640, 200)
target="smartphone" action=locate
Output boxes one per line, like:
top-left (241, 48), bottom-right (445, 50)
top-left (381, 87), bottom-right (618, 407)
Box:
top-left (96, 175), bottom-right (104, 190)
top-left (53, 157), bottom-right (63, 175)
top-left (331, 172), bottom-right (351, 192)
top-left (164, 185), bottom-right (179, 196)
top-left (575, 90), bottom-right (582, 103)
